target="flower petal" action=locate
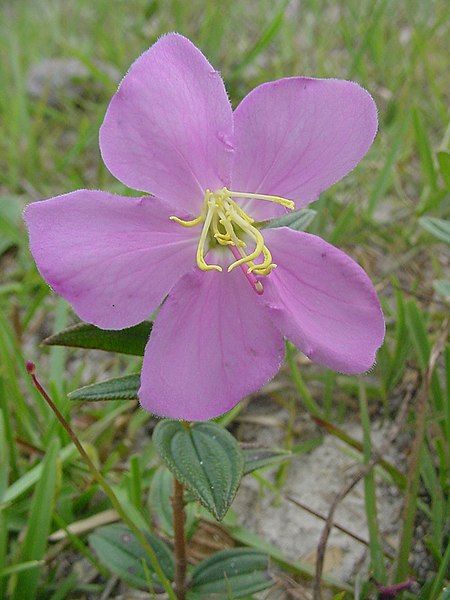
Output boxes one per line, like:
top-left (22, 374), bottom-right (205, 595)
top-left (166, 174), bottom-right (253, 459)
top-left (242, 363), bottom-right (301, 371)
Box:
top-left (24, 190), bottom-right (199, 329)
top-left (100, 33), bottom-right (234, 214)
top-left (139, 266), bottom-right (285, 420)
top-left (231, 77), bottom-right (377, 220)
top-left (262, 227), bottom-right (385, 374)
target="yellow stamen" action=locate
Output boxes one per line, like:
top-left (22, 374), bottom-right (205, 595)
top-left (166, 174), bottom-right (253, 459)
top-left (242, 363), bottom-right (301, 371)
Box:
top-left (169, 214), bottom-right (203, 227)
top-left (226, 213), bottom-right (265, 272)
top-left (195, 192), bottom-right (222, 272)
top-left (169, 187), bottom-right (295, 277)
top-left (212, 213), bottom-right (231, 245)
top-left (227, 190), bottom-right (295, 211)
top-left (248, 246), bottom-right (276, 275)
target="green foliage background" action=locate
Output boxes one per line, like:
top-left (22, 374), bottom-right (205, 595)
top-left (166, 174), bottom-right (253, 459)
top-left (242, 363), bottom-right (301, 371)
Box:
top-left (0, 0), bottom-right (448, 598)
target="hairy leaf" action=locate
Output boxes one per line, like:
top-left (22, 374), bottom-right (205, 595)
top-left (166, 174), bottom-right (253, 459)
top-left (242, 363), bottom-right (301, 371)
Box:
top-left (189, 548), bottom-right (272, 598)
top-left (69, 374), bottom-right (140, 401)
top-left (44, 321), bottom-right (152, 355)
top-left (89, 523), bottom-right (174, 590)
top-left (153, 421), bottom-right (243, 520)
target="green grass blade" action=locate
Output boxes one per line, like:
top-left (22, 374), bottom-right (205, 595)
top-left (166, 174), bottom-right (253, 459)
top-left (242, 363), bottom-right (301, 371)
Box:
top-left (437, 151), bottom-right (450, 188)
top-left (383, 285), bottom-right (410, 393)
top-left (11, 438), bottom-right (60, 600)
top-left (366, 113), bottom-right (410, 218)
top-left (412, 108), bottom-right (438, 192)
top-left (427, 541), bottom-right (450, 600)
top-left (285, 342), bottom-right (322, 417)
top-left (0, 561), bottom-right (45, 579)
top-left (0, 412), bottom-right (8, 599)
top-left (404, 300), bottom-right (443, 413)
top-left (419, 216), bottom-right (450, 245)
top-left (230, 0), bottom-right (288, 76)
top-left (1, 444), bottom-right (75, 507)
top-left (359, 382), bottom-right (387, 582)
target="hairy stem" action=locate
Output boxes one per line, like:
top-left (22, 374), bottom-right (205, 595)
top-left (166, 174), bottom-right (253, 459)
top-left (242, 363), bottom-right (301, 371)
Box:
top-left (172, 477), bottom-right (187, 600)
top-left (26, 362), bottom-right (176, 600)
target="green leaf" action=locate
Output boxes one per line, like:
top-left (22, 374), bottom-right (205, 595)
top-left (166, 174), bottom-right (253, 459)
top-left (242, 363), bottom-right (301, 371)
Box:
top-left (227, 524), bottom-right (352, 592)
top-left (44, 321), bottom-right (152, 355)
top-left (88, 523), bottom-right (174, 590)
top-left (419, 216), bottom-right (450, 244)
top-left (148, 468), bottom-right (176, 537)
top-left (12, 439), bottom-right (60, 600)
top-left (189, 548), bottom-right (273, 598)
top-left (263, 208), bottom-right (317, 231)
top-left (69, 374), bottom-right (140, 402)
top-left (243, 448), bottom-right (291, 475)
top-left (437, 151), bottom-right (450, 189)
top-left (153, 421), bottom-right (244, 520)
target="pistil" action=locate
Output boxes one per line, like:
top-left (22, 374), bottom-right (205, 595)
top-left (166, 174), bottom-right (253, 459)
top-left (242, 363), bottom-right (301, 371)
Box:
top-left (229, 245), bottom-right (264, 295)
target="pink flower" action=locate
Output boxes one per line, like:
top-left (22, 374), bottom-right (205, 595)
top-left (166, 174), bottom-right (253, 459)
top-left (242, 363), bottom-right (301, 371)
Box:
top-left (25, 34), bottom-right (385, 421)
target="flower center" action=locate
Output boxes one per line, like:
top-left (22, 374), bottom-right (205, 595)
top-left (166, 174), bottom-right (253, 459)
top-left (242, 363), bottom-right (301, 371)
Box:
top-left (170, 187), bottom-right (295, 293)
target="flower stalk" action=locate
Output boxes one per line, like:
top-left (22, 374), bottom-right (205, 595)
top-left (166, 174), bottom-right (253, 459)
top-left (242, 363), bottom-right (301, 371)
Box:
top-left (26, 362), bottom-right (177, 600)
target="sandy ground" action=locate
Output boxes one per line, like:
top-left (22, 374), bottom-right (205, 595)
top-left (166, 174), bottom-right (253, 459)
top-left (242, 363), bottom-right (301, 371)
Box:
top-left (233, 409), bottom-right (402, 593)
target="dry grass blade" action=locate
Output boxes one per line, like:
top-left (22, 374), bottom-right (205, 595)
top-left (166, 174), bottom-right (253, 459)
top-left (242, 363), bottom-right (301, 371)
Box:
top-left (48, 509), bottom-right (119, 542)
top-left (312, 457), bottom-right (380, 600)
top-left (313, 319), bottom-right (448, 599)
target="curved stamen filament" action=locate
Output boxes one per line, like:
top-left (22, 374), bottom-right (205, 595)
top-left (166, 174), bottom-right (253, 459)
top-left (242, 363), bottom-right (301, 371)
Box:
top-left (169, 214), bottom-right (203, 227)
top-left (227, 190), bottom-right (295, 211)
top-left (249, 245), bottom-right (277, 275)
top-left (195, 192), bottom-right (222, 272)
top-left (226, 212), bottom-right (265, 272)
top-left (212, 212), bottom-right (232, 245)
top-left (169, 187), bottom-right (295, 280)
top-left (217, 208), bottom-right (246, 249)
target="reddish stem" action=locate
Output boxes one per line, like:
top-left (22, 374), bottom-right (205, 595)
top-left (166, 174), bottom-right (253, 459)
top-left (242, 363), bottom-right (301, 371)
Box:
top-left (172, 477), bottom-right (187, 600)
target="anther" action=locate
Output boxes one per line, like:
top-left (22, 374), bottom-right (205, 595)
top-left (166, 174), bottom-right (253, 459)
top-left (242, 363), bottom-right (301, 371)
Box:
top-left (169, 187), bottom-right (295, 279)
top-left (254, 281), bottom-right (264, 295)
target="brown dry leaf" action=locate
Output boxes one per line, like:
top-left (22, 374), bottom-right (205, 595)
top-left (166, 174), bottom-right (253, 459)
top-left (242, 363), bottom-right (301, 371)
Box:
top-left (187, 519), bottom-right (235, 564)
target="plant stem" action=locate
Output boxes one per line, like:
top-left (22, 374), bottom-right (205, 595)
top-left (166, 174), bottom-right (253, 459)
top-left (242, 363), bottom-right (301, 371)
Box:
top-left (172, 477), bottom-right (187, 600)
top-left (26, 362), bottom-right (177, 600)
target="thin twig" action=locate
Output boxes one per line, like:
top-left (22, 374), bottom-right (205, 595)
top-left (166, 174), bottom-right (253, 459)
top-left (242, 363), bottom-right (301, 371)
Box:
top-left (26, 362), bottom-right (177, 600)
top-left (312, 407), bottom-right (407, 599)
top-left (99, 576), bottom-right (119, 600)
top-left (172, 477), bottom-right (187, 600)
top-left (312, 457), bottom-right (380, 600)
top-left (312, 319), bottom-right (448, 599)
top-left (285, 495), bottom-right (395, 560)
